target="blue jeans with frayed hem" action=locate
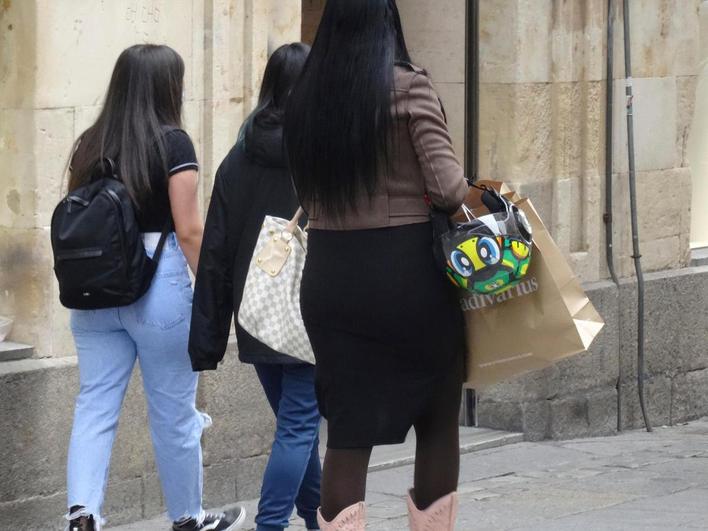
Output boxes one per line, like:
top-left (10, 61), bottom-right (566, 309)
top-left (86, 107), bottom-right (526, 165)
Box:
top-left (67, 235), bottom-right (208, 523)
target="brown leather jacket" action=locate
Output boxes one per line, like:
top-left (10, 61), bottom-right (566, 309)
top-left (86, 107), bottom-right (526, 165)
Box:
top-left (305, 63), bottom-right (469, 230)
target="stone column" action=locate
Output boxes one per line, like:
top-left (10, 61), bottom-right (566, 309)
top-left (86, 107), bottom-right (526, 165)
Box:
top-left (478, 0), bottom-right (697, 281)
top-left (269, 0), bottom-right (302, 51)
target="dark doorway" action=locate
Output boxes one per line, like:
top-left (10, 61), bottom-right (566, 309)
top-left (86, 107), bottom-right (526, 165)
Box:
top-left (302, 0), bottom-right (325, 45)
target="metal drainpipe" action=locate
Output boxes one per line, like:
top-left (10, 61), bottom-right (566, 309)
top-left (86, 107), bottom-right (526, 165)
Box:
top-left (461, 0), bottom-right (480, 426)
top-left (466, 0), bottom-right (479, 183)
top-left (622, 0), bottom-right (652, 433)
top-left (604, 0), bottom-right (623, 432)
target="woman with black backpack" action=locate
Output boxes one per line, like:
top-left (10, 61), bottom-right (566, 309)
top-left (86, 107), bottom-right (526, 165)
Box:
top-left (62, 44), bottom-right (244, 531)
top-left (189, 43), bottom-right (321, 531)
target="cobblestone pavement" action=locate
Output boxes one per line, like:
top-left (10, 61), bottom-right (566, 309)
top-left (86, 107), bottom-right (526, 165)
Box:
top-left (111, 419), bottom-right (708, 530)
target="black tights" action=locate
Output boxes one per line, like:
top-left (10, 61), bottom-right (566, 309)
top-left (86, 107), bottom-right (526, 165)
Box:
top-left (320, 387), bottom-right (461, 521)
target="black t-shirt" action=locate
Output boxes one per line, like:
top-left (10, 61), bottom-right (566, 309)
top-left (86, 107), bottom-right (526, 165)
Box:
top-left (137, 129), bottom-right (199, 232)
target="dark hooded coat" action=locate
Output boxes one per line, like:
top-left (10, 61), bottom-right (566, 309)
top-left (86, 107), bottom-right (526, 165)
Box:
top-left (189, 117), bottom-right (302, 370)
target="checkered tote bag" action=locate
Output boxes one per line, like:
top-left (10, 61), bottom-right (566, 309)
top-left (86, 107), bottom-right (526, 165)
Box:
top-left (237, 208), bottom-right (315, 365)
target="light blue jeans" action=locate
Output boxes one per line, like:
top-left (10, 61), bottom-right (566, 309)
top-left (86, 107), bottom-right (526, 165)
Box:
top-left (67, 234), bottom-right (208, 523)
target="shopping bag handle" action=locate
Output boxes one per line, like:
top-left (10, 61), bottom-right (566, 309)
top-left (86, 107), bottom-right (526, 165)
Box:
top-left (285, 207), bottom-right (306, 235)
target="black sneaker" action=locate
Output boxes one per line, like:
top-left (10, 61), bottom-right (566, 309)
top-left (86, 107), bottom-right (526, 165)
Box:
top-left (172, 507), bottom-right (246, 531)
top-left (67, 506), bottom-right (96, 531)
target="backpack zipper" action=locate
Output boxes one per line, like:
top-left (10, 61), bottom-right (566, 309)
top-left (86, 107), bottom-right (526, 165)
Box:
top-left (105, 189), bottom-right (130, 282)
top-left (56, 248), bottom-right (103, 260)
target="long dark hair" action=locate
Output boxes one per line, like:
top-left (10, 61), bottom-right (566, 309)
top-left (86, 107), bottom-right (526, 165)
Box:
top-left (241, 43), bottom-right (310, 167)
top-left (250, 43), bottom-right (311, 129)
top-left (284, 0), bottom-right (411, 216)
top-left (68, 44), bottom-right (185, 208)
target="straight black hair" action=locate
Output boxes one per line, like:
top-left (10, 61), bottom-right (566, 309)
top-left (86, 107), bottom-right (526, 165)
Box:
top-left (284, 0), bottom-right (411, 217)
top-left (250, 42), bottom-right (311, 128)
top-left (68, 44), bottom-right (185, 209)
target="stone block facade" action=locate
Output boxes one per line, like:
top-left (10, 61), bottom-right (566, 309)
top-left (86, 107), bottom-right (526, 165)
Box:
top-left (479, 0), bottom-right (699, 281)
top-left (473, 0), bottom-right (707, 442)
top-left (478, 266), bottom-right (708, 439)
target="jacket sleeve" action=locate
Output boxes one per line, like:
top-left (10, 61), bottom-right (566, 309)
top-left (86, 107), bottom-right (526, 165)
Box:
top-left (188, 166), bottom-right (236, 371)
top-left (408, 73), bottom-right (468, 213)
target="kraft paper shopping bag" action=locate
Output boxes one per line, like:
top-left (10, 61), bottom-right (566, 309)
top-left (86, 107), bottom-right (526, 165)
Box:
top-left (460, 181), bottom-right (604, 388)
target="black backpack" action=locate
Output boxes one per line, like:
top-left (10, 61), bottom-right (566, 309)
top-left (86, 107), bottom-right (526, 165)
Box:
top-left (50, 158), bottom-right (169, 310)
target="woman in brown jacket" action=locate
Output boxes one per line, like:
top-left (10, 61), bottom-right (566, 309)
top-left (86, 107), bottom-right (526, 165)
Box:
top-left (285, 1), bottom-right (468, 530)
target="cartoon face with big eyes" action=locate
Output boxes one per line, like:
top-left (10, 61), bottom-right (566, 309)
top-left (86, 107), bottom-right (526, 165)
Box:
top-left (445, 235), bottom-right (531, 295)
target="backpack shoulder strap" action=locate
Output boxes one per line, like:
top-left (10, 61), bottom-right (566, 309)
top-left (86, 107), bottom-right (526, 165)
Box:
top-left (150, 124), bottom-right (184, 265)
top-left (150, 217), bottom-right (173, 266)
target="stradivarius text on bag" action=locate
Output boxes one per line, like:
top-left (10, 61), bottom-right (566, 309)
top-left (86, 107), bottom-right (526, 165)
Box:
top-left (460, 277), bottom-right (539, 312)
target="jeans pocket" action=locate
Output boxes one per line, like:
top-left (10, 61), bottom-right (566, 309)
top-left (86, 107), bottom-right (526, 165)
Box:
top-left (134, 283), bottom-right (188, 331)
top-left (138, 310), bottom-right (186, 331)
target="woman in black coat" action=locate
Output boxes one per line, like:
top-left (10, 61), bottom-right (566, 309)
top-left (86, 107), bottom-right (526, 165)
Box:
top-left (189, 43), bottom-right (320, 531)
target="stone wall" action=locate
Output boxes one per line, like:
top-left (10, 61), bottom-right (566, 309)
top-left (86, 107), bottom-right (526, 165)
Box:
top-left (478, 265), bottom-right (708, 439)
top-left (475, 0), bottom-right (707, 439)
top-left (479, 0), bottom-right (697, 283)
top-left (301, 0), bottom-right (698, 280)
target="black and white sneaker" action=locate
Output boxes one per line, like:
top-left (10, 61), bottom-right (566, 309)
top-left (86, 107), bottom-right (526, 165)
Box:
top-left (66, 506), bottom-right (96, 531)
top-left (172, 507), bottom-right (246, 531)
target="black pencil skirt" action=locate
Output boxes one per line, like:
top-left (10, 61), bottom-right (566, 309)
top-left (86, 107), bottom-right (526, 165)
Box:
top-left (300, 222), bottom-right (466, 449)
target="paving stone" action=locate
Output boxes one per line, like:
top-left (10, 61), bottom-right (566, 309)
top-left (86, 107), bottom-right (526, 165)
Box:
top-left (516, 509), bottom-right (703, 531)
top-left (552, 466), bottom-right (701, 499)
top-left (366, 497), bottom-right (409, 521)
top-left (640, 456), bottom-right (708, 488)
top-left (456, 443), bottom-right (594, 482)
top-left (458, 484), bottom-right (637, 530)
top-left (109, 420), bottom-right (708, 531)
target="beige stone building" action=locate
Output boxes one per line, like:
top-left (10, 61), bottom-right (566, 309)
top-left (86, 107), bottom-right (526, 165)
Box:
top-left (1, 0), bottom-right (708, 528)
